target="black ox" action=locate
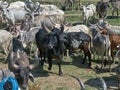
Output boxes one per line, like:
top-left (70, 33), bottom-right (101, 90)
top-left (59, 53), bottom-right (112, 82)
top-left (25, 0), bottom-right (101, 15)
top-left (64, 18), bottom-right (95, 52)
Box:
top-left (35, 24), bottom-right (65, 75)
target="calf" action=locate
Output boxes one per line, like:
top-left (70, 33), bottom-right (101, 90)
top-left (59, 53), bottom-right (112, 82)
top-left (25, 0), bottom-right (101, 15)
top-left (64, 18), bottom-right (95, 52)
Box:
top-left (82, 4), bottom-right (96, 25)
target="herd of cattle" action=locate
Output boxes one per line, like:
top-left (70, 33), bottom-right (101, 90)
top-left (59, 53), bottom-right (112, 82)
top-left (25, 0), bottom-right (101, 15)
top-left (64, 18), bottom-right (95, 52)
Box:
top-left (0, 0), bottom-right (120, 89)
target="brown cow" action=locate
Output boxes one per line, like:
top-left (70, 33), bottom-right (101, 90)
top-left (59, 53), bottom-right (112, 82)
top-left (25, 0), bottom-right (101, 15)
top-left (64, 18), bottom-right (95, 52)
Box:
top-left (100, 28), bottom-right (120, 64)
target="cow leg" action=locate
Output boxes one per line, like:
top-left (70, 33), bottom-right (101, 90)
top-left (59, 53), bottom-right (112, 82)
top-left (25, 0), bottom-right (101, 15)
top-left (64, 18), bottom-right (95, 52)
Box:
top-left (108, 48), bottom-right (112, 71)
top-left (29, 43), bottom-right (33, 56)
top-left (82, 50), bottom-right (91, 68)
top-left (57, 60), bottom-right (63, 76)
top-left (39, 49), bottom-right (44, 66)
top-left (100, 55), bottom-right (104, 70)
top-left (87, 51), bottom-right (91, 68)
top-left (41, 52), bottom-right (46, 66)
top-left (38, 48), bottom-right (45, 66)
top-left (82, 50), bottom-right (86, 64)
top-left (111, 49), bottom-right (114, 64)
top-left (48, 53), bottom-right (52, 71)
top-left (118, 77), bottom-right (120, 90)
top-left (117, 9), bottom-right (119, 18)
top-left (112, 10), bottom-right (115, 17)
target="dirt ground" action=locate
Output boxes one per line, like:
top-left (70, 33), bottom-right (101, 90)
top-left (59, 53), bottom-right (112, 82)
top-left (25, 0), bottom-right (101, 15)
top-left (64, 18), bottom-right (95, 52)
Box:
top-left (0, 53), bottom-right (119, 90)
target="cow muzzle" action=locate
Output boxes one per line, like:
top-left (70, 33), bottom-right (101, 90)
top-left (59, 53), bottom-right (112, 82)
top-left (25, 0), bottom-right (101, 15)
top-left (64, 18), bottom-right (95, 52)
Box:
top-left (21, 84), bottom-right (28, 90)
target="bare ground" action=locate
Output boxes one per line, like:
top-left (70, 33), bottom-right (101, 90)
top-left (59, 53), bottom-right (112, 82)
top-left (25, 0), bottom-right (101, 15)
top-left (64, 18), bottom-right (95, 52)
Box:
top-left (0, 53), bottom-right (119, 90)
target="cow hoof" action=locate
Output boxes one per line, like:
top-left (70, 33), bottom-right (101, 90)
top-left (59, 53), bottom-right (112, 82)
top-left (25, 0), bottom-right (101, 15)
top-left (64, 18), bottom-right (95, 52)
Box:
top-left (88, 66), bottom-right (92, 69)
top-left (59, 72), bottom-right (63, 76)
top-left (48, 67), bottom-right (51, 71)
top-left (40, 61), bottom-right (44, 66)
top-left (82, 61), bottom-right (85, 64)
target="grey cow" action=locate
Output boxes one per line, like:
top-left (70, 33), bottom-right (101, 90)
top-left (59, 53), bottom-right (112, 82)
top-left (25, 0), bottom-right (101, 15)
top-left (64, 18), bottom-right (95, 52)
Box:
top-left (109, 0), bottom-right (120, 17)
top-left (1, 1), bottom-right (39, 27)
top-left (90, 27), bottom-right (111, 70)
top-left (8, 38), bottom-right (39, 90)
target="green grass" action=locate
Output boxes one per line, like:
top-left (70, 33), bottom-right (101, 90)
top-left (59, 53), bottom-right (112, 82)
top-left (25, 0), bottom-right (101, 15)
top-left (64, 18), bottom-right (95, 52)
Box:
top-left (0, 0), bottom-right (120, 90)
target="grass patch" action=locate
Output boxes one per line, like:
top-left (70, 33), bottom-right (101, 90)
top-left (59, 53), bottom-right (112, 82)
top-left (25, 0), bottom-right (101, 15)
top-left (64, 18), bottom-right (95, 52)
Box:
top-left (0, 0), bottom-right (120, 90)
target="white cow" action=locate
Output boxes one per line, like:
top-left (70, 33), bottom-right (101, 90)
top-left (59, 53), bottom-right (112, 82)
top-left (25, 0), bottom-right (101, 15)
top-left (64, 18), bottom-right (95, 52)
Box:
top-left (64, 24), bottom-right (90, 34)
top-left (8, 1), bottom-right (25, 9)
top-left (37, 4), bottom-right (64, 16)
top-left (82, 4), bottom-right (96, 25)
top-left (0, 1), bottom-right (25, 9)
top-left (0, 1), bottom-right (40, 26)
top-left (0, 30), bottom-right (13, 61)
top-left (54, 24), bottom-right (90, 34)
top-left (2, 7), bottom-right (33, 26)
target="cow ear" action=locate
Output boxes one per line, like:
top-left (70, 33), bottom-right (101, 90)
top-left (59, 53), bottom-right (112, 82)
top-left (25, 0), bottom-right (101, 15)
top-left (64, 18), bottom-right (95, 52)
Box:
top-left (29, 73), bottom-right (34, 83)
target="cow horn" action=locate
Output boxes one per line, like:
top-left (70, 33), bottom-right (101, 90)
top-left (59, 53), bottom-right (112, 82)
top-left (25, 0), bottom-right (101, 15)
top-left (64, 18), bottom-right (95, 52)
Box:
top-left (60, 24), bottom-right (64, 32)
top-left (1, 68), bottom-right (6, 80)
top-left (88, 21), bottom-right (97, 26)
top-left (9, 51), bottom-right (19, 70)
top-left (24, 5), bottom-right (31, 12)
top-left (34, 2), bottom-right (40, 12)
top-left (29, 50), bottom-right (39, 70)
top-left (47, 15), bottom-right (56, 25)
top-left (99, 77), bottom-right (107, 90)
top-left (70, 75), bottom-right (85, 90)
top-left (42, 23), bottom-right (51, 34)
top-left (58, 24), bottom-right (64, 35)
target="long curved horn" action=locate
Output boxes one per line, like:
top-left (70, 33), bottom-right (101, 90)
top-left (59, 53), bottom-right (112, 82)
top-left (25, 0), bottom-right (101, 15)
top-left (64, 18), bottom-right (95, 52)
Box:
top-left (1, 68), bottom-right (6, 80)
top-left (70, 75), bottom-right (85, 90)
top-left (57, 24), bottom-right (64, 35)
top-left (42, 23), bottom-right (51, 34)
top-left (24, 5), bottom-right (30, 12)
top-left (9, 51), bottom-right (19, 70)
top-left (47, 15), bottom-right (56, 25)
top-left (29, 49), bottom-right (39, 70)
top-left (60, 24), bottom-right (64, 32)
top-left (99, 77), bottom-right (107, 90)
top-left (88, 21), bottom-right (97, 26)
